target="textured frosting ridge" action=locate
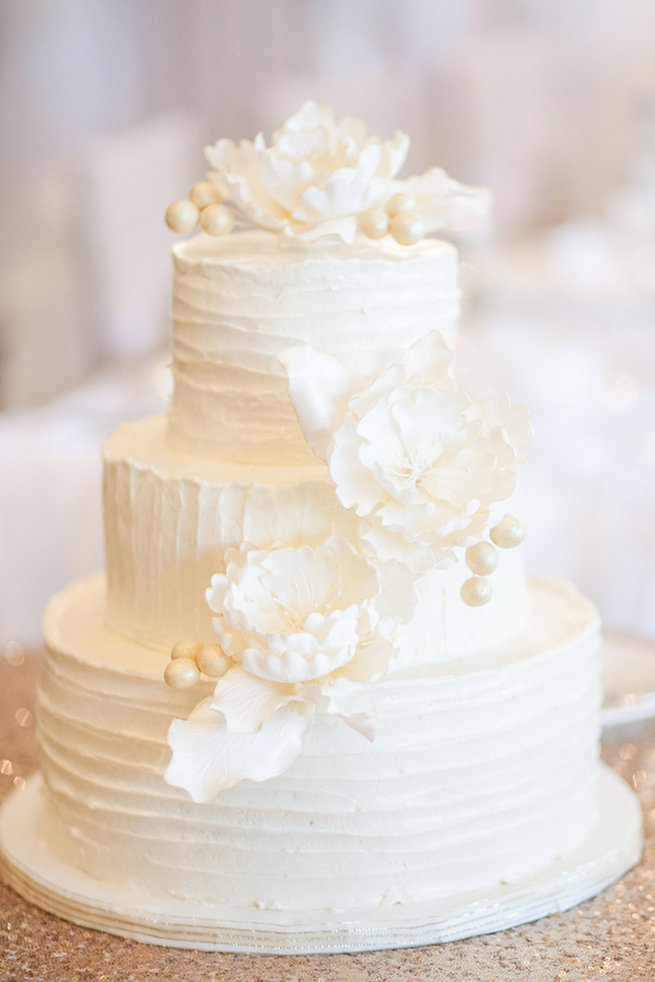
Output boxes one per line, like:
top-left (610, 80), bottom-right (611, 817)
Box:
top-left (39, 575), bottom-right (600, 912)
top-left (168, 231), bottom-right (460, 463)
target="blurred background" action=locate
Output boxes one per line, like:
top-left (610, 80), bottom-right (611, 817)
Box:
top-left (1, 0), bottom-right (655, 645)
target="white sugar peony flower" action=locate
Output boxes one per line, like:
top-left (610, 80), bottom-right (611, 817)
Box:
top-left (205, 101), bottom-right (408, 244)
top-left (165, 535), bottom-right (415, 802)
top-left (206, 535), bottom-right (412, 683)
top-left (281, 334), bottom-right (533, 573)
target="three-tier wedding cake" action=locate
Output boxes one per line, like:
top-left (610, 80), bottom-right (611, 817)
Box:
top-left (0, 103), bottom-right (642, 953)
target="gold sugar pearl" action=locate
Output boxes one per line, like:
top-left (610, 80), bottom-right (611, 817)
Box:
top-left (460, 576), bottom-right (493, 607)
top-left (385, 193), bottom-right (417, 217)
top-left (359, 209), bottom-right (389, 239)
top-left (171, 639), bottom-right (204, 661)
top-left (189, 181), bottom-right (221, 209)
top-left (390, 212), bottom-right (425, 245)
top-left (200, 203), bottom-right (235, 236)
top-left (164, 657), bottom-right (200, 689)
top-left (165, 199), bottom-right (199, 233)
top-left (465, 541), bottom-right (499, 576)
top-left (196, 644), bottom-right (231, 679)
top-left (490, 514), bottom-right (526, 549)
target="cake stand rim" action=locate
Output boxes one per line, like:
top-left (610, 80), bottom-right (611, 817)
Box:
top-left (0, 765), bottom-right (643, 955)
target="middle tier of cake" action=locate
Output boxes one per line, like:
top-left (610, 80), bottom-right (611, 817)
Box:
top-left (104, 415), bottom-right (529, 666)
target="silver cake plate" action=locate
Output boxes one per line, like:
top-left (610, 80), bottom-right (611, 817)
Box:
top-left (0, 767), bottom-right (642, 955)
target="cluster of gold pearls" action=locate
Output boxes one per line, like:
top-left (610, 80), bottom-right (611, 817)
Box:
top-left (165, 182), bottom-right (234, 237)
top-left (490, 514), bottom-right (526, 549)
top-left (358, 192), bottom-right (428, 246)
top-left (164, 638), bottom-right (231, 690)
top-left (460, 541), bottom-right (499, 608)
top-left (166, 181), bottom-right (439, 246)
top-left (460, 514), bottom-right (526, 608)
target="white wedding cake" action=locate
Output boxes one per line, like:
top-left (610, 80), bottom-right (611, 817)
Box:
top-left (1, 104), bottom-right (642, 952)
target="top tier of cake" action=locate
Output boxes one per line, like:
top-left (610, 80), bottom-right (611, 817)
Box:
top-left (167, 231), bottom-right (460, 464)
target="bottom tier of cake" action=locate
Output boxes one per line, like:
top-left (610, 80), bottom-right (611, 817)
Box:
top-left (38, 575), bottom-right (601, 913)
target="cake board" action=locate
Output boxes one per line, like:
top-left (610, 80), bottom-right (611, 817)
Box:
top-left (0, 766), bottom-right (642, 955)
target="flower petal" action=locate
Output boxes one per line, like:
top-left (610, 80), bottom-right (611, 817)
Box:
top-left (340, 637), bottom-right (396, 682)
top-left (375, 562), bottom-right (417, 628)
top-left (393, 166), bottom-right (493, 235)
top-left (279, 346), bottom-right (365, 459)
top-left (329, 416), bottom-right (382, 514)
top-left (210, 666), bottom-right (292, 733)
top-left (300, 678), bottom-right (377, 742)
top-left (165, 697), bottom-right (311, 803)
top-left (401, 331), bottom-right (456, 386)
top-left (280, 216), bottom-right (359, 245)
top-left (242, 632), bottom-right (356, 684)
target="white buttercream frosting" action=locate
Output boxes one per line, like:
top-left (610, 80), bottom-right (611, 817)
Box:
top-left (167, 231), bottom-right (460, 464)
top-left (103, 415), bottom-right (529, 664)
top-left (39, 575), bottom-right (600, 912)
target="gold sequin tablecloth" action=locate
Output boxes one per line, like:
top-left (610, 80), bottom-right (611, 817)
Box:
top-left (1, 650), bottom-right (654, 982)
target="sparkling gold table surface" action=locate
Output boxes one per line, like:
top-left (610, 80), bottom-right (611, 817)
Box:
top-left (1, 650), bottom-right (654, 982)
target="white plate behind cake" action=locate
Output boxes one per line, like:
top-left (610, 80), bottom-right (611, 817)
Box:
top-left (601, 632), bottom-right (655, 728)
top-left (0, 768), bottom-right (642, 955)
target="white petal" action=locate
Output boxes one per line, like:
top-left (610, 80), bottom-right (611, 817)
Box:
top-left (394, 167), bottom-right (492, 235)
top-left (165, 699), bottom-right (311, 803)
top-left (205, 573), bottom-right (228, 615)
top-left (340, 637), bottom-right (396, 682)
top-left (317, 678), bottom-right (378, 741)
top-left (329, 416), bottom-right (382, 514)
top-left (279, 347), bottom-right (365, 459)
top-left (210, 666), bottom-right (291, 733)
top-left (322, 534), bottom-right (380, 603)
top-left (207, 138), bottom-right (287, 229)
top-left (376, 562), bottom-right (417, 627)
top-left (210, 619), bottom-right (246, 658)
top-left (261, 545), bottom-right (334, 608)
top-left (242, 635), bottom-right (355, 684)
top-left (468, 395), bottom-right (533, 451)
top-left (420, 442), bottom-right (496, 507)
top-left (292, 160), bottom-right (385, 223)
top-left (350, 362), bottom-right (403, 418)
top-left (383, 131), bottom-right (410, 178)
top-left (282, 216), bottom-right (358, 245)
top-left (357, 400), bottom-right (409, 486)
top-left (337, 709), bottom-right (377, 741)
top-left (402, 331), bottom-right (456, 386)
top-left (255, 146), bottom-right (309, 213)
top-left (362, 520), bottom-right (441, 574)
top-left (377, 497), bottom-right (435, 537)
top-left (350, 143), bottom-right (383, 182)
